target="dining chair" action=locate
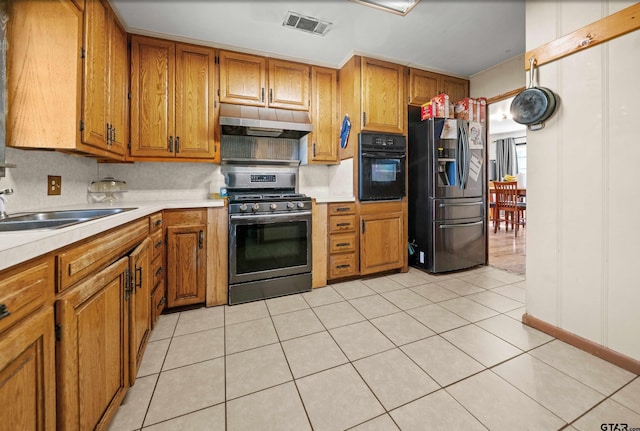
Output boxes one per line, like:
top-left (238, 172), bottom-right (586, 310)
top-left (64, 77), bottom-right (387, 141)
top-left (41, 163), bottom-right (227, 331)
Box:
top-left (493, 181), bottom-right (526, 236)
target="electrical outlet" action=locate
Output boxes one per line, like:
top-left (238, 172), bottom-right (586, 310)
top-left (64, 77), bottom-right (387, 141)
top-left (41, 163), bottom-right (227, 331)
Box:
top-left (48, 175), bottom-right (61, 196)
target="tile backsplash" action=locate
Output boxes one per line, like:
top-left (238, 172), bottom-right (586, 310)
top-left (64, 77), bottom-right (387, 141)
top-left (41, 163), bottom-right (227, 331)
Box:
top-left (1, 148), bottom-right (348, 213)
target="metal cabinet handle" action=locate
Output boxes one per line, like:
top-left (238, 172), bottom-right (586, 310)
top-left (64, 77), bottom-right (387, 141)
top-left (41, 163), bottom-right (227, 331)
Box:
top-left (335, 207), bottom-right (351, 212)
top-left (155, 266), bottom-right (164, 277)
top-left (0, 304), bottom-right (10, 320)
top-left (106, 123), bottom-right (112, 146)
top-left (269, 88), bottom-right (273, 104)
top-left (336, 222), bottom-right (351, 227)
top-left (313, 143), bottom-right (316, 157)
top-left (336, 242), bottom-right (350, 247)
top-left (154, 219), bottom-right (163, 227)
top-left (336, 264), bottom-right (351, 269)
top-left (176, 136), bottom-right (181, 153)
top-left (261, 88), bottom-right (265, 103)
top-left (157, 297), bottom-right (166, 309)
top-left (363, 112), bottom-right (367, 127)
top-left (199, 230), bottom-right (204, 249)
top-left (135, 267), bottom-right (143, 289)
top-left (362, 220), bottom-right (366, 234)
top-left (168, 136), bottom-right (174, 152)
top-left (112, 126), bottom-right (116, 145)
top-left (155, 240), bottom-right (164, 249)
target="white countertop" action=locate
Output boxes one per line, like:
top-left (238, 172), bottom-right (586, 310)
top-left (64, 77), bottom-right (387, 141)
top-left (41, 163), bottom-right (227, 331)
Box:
top-left (0, 199), bottom-right (225, 271)
top-left (313, 195), bottom-right (356, 204)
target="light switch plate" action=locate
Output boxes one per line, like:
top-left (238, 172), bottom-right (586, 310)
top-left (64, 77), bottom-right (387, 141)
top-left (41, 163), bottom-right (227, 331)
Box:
top-left (48, 175), bottom-right (61, 196)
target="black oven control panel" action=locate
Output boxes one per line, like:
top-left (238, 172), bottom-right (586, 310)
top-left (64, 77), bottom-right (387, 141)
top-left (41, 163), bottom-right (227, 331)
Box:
top-left (360, 132), bottom-right (406, 153)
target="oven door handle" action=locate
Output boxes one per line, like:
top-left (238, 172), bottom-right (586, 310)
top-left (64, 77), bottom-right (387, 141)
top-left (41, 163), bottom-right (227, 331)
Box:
top-left (230, 211), bottom-right (312, 222)
top-left (361, 152), bottom-right (406, 159)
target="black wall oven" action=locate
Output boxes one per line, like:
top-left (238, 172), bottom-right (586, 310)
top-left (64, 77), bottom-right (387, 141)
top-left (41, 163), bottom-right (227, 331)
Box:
top-left (358, 132), bottom-right (407, 201)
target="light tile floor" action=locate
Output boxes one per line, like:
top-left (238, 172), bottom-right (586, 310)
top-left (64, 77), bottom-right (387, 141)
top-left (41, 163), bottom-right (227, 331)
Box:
top-left (108, 266), bottom-right (640, 431)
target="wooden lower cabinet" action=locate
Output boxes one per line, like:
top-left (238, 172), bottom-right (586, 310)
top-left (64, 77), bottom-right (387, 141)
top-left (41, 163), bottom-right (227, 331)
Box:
top-left (128, 238), bottom-right (151, 385)
top-left (56, 257), bottom-right (130, 430)
top-left (327, 202), bottom-right (358, 280)
top-left (0, 307), bottom-right (56, 430)
top-left (165, 209), bottom-right (207, 308)
top-left (359, 202), bottom-right (406, 276)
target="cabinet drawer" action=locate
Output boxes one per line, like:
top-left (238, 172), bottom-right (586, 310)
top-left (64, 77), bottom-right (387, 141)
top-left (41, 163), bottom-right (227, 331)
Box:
top-left (152, 253), bottom-right (165, 287)
top-left (151, 279), bottom-right (166, 329)
top-left (149, 212), bottom-right (163, 233)
top-left (57, 219), bottom-right (148, 292)
top-left (0, 256), bottom-right (54, 334)
top-left (164, 208), bottom-right (207, 226)
top-left (328, 203), bottom-right (355, 216)
top-left (329, 234), bottom-right (356, 254)
top-left (329, 215), bottom-right (356, 233)
top-left (151, 229), bottom-right (165, 260)
top-left (329, 254), bottom-right (357, 278)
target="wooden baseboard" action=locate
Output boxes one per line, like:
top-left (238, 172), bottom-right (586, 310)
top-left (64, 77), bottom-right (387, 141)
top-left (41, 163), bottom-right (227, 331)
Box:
top-left (522, 313), bottom-right (640, 375)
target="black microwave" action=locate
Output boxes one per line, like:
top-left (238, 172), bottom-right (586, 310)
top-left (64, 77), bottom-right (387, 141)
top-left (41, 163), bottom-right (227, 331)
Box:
top-left (358, 133), bottom-right (406, 201)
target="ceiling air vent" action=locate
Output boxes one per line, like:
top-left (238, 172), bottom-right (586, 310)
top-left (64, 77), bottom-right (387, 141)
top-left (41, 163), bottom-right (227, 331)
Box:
top-left (283, 11), bottom-right (332, 36)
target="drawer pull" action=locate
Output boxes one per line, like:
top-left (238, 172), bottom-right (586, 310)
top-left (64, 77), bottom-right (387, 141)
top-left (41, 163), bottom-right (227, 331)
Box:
top-left (155, 267), bottom-right (164, 277)
top-left (335, 207), bottom-right (351, 212)
top-left (135, 267), bottom-right (143, 289)
top-left (336, 242), bottom-right (350, 247)
top-left (155, 240), bottom-right (164, 249)
top-left (336, 264), bottom-right (351, 269)
top-left (157, 297), bottom-right (166, 308)
top-left (0, 304), bottom-right (10, 320)
top-left (336, 222), bottom-right (351, 227)
top-left (154, 219), bottom-right (163, 227)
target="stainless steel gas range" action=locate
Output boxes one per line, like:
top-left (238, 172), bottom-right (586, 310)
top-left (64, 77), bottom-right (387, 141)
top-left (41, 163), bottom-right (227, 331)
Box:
top-left (224, 164), bottom-right (312, 305)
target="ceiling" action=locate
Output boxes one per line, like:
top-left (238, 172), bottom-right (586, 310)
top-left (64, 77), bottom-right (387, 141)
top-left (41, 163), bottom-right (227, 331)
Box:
top-left (109, 0), bottom-right (525, 78)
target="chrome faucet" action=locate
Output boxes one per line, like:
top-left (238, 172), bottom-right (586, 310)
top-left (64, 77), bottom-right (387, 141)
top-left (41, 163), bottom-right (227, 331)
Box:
top-left (0, 188), bottom-right (14, 219)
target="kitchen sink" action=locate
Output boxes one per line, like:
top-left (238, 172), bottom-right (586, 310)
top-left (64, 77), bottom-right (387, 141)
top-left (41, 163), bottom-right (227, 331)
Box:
top-left (0, 208), bottom-right (137, 232)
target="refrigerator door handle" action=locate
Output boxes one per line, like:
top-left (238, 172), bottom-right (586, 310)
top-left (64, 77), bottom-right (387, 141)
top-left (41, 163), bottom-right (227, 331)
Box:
top-left (438, 202), bottom-right (483, 207)
top-left (438, 220), bottom-right (484, 229)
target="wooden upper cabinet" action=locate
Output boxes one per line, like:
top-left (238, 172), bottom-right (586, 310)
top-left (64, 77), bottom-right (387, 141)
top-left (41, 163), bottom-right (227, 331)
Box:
top-left (442, 75), bottom-right (470, 106)
top-left (219, 51), bottom-right (266, 106)
top-left (268, 59), bottom-right (310, 110)
top-left (175, 44), bottom-right (218, 160)
top-left (130, 36), bottom-right (218, 161)
top-left (408, 68), bottom-right (469, 106)
top-left (6, 0), bottom-right (84, 153)
top-left (130, 36), bottom-right (175, 158)
top-left (361, 57), bottom-right (405, 134)
top-left (81, 0), bottom-right (126, 159)
top-left (107, 12), bottom-right (129, 156)
top-left (219, 50), bottom-right (310, 111)
top-left (309, 66), bottom-right (338, 163)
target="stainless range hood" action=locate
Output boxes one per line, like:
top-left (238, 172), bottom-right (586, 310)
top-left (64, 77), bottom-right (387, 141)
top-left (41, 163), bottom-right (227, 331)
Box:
top-left (219, 103), bottom-right (312, 139)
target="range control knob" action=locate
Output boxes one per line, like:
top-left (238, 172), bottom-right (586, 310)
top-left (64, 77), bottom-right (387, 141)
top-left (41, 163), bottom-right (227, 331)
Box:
top-left (286, 202), bottom-right (295, 209)
top-left (239, 203), bottom-right (248, 212)
top-left (270, 203), bottom-right (278, 211)
top-left (252, 203), bottom-right (260, 211)
top-left (297, 201), bottom-right (305, 209)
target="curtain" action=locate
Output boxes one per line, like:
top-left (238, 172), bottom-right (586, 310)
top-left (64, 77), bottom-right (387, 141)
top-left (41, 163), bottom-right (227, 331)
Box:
top-left (496, 137), bottom-right (518, 180)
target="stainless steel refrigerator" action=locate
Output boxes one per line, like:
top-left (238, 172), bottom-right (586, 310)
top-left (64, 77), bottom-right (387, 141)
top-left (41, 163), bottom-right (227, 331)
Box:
top-left (408, 118), bottom-right (486, 273)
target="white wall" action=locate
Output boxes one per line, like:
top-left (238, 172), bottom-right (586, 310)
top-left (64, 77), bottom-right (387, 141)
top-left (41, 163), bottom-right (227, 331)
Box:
top-left (525, 0), bottom-right (640, 361)
top-left (470, 54), bottom-right (525, 99)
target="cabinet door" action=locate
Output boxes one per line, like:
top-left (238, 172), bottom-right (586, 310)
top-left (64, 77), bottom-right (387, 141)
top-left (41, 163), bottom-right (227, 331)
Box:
top-left (166, 224), bottom-right (206, 307)
top-left (129, 238), bottom-right (151, 385)
top-left (7, 0), bottom-right (83, 152)
top-left (175, 44), bottom-right (217, 159)
top-left (130, 36), bottom-right (176, 157)
top-left (309, 66), bottom-right (338, 163)
top-left (0, 308), bottom-right (56, 431)
top-left (219, 51), bottom-right (266, 106)
top-left (408, 68), bottom-right (439, 106)
top-left (107, 12), bottom-right (128, 156)
top-left (361, 58), bottom-right (405, 134)
top-left (442, 75), bottom-right (469, 105)
top-left (360, 212), bottom-right (404, 275)
top-left (82, 0), bottom-right (109, 151)
top-left (268, 59), bottom-right (309, 110)
top-left (56, 257), bottom-right (129, 430)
